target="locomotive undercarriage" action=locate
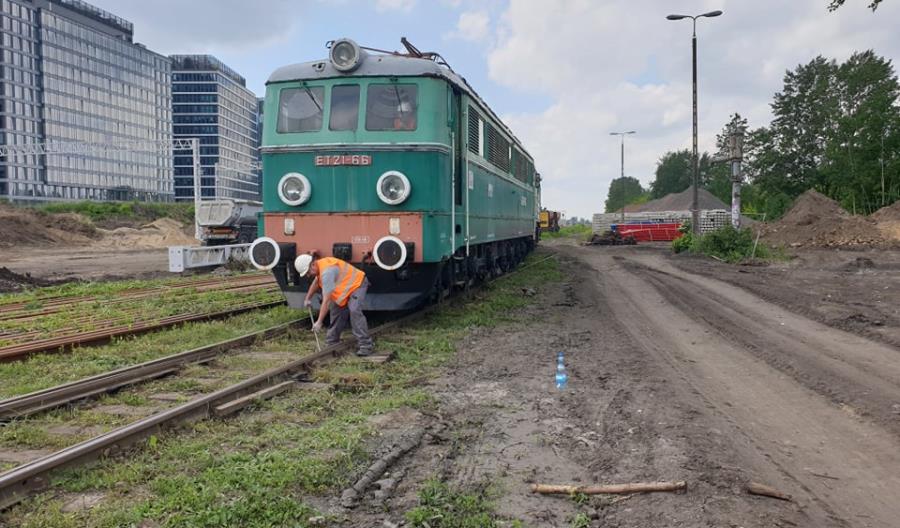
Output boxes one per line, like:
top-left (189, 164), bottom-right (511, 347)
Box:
top-left (269, 235), bottom-right (535, 311)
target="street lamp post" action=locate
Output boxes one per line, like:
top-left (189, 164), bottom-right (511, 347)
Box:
top-left (610, 130), bottom-right (636, 222)
top-left (667, 10), bottom-right (722, 234)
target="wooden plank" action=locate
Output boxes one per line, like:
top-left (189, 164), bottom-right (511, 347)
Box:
top-left (213, 381), bottom-right (296, 417)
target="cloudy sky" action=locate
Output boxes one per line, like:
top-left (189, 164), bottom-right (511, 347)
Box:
top-left (92, 0), bottom-right (900, 218)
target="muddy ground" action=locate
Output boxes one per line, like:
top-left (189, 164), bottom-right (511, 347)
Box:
top-left (340, 241), bottom-right (900, 527)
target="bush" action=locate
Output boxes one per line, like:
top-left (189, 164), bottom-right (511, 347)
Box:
top-left (672, 225), bottom-right (773, 263)
top-left (671, 231), bottom-right (694, 253)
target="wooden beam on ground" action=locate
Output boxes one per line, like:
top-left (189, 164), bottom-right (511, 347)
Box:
top-left (531, 481), bottom-right (687, 495)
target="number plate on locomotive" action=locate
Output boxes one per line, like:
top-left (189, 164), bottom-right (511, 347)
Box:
top-left (315, 155), bottom-right (372, 166)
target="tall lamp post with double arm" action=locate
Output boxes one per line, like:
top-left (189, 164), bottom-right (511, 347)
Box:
top-left (666, 10), bottom-right (722, 234)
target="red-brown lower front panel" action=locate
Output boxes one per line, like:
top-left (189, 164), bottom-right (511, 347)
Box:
top-left (263, 212), bottom-right (423, 263)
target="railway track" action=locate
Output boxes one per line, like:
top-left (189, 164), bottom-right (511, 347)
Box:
top-left (0, 274), bottom-right (283, 362)
top-left (0, 255), bottom-right (554, 510)
top-left (0, 319), bottom-right (305, 420)
top-left (0, 309), bottom-right (423, 509)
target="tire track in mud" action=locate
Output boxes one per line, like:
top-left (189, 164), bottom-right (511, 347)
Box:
top-left (581, 255), bottom-right (840, 526)
top-left (572, 246), bottom-right (900, 526)
top-left (567, 254), bottom-right (811, 527)
top-left (623, 258), bottom-right (900, 437)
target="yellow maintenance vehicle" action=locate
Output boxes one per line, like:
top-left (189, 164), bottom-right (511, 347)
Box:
top-left (539, 209), bottom-right (561, 233)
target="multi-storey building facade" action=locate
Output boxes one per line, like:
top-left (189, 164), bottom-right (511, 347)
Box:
top-left (171, 55), bottom-right (259, 202)
top-left (0, 0), bottom-right (173, 202)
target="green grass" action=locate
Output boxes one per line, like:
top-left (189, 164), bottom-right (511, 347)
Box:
top-left (37, 201), bottom-right (194, 226)
top-left (405, 479), bottom-right (500, 528)
top-left (0, 306), bottom-right (302, 399)
top-left (0, 253), bottom-right (561, 528)
top-left (542, 224), bottom-right (592, 240)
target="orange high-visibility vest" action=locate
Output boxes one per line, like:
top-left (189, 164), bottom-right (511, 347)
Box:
top-left (316, 257), bottom-right (365, 307)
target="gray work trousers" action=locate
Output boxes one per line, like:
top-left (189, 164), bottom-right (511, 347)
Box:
top-left (325, 279), bottom-right (373, 355)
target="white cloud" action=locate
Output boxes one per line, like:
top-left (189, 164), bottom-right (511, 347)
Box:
top-left (446, 10), bottom-right (491, 42)
top-left (88, 0), bottom-right (301, 55)
top-left (375, 0), bottom-right (417, 12)
top-left (487, 0), bottom-right (900, 218)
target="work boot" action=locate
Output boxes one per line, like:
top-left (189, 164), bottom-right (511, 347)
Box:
top-left (355, 349), bottom-right (372, 357)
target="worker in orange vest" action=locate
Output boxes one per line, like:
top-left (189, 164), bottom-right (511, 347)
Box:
top-left (295, 254), bottom-right (373, 356)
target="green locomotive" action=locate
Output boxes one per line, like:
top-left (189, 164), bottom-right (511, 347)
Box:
top-left (249, 38), bottom-right (540, 310)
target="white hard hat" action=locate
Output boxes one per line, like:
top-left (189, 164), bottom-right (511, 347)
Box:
top-left (294, 254), bottom-right (313, 276)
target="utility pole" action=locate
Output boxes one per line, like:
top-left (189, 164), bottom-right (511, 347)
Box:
top-left (667, 10), bottom-right (723, 234)
top-left (727, 126), bottom-right (745, 228)
top-left (609, 130), bottom-right (636, 222)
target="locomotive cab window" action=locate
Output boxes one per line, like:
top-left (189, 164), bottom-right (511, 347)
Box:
top-left (329, 84), bottom-right (360, 131)
top-left (365, 84), bottom-right (418, 131)
top-left (277, 86), bottom-right (324, 133)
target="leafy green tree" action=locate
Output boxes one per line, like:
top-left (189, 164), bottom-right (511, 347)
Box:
top-left (605, 176), bottom-right (646, 213)
top-left (771, 56), bottom-right (840, 194)
top-left (824, 50), bottom-right (900, 212)
top-left (649, 149), bottom-right (720, 200)
top-left (650, 150), bottom-right (692, 198)
top-left (742, 50), bottom-right (900, 217)
top-left (743, 127), bottom-right (796, 218)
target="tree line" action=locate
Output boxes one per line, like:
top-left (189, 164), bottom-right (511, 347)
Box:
top-left (605, 50), bottom-right (900, 218)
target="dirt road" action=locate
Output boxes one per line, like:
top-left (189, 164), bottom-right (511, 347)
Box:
top-left (1, 247), bottom-right (170, 282)
top-left (355, 243), bottom-right (900, 527)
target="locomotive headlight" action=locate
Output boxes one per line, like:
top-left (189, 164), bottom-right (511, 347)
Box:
top-left (376, 171), bottom-right (411, 205)
top-left (278, 172), bottom-right (311, 206)
top-left (330, 38), bottom-right (364, 72)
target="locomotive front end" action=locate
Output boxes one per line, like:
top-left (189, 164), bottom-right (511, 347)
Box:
top-left (252, 40), bottom-right (453, 310)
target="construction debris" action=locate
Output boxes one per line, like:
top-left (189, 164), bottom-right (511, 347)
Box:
top-left (585, 230), bottom-right (637, 246)
top-left (340, 428), bottom-right (426, 507)
top-left (530, 481), bottom-right (687, 495)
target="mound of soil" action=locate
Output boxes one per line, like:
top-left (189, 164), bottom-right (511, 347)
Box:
top-left (760, 190), bottom-right (889, 248)
top-left (0, 204), bottom-right (98, 248)
top-left (871, 200), bottom-right (900, 222)
top-left (93, 218), bottom-right (196, 249)
top-left (0, 266), bottom-right (71, 293)
top-left (870, 201), bottom-right (900, 242)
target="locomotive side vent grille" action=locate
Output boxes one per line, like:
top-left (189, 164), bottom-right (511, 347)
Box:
top-left (467, 107), bottom-right (480, 155)
top-left (486, 123), bottom-right (510, 172)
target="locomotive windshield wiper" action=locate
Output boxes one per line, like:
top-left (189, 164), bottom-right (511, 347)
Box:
top-left (304, 85), bottom-right (322, 112)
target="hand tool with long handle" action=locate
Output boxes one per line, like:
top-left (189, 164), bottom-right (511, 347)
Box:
top-left (308, 306), bottom-right (322, 352)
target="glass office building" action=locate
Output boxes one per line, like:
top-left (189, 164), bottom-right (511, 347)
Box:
top-left (171, 55), bottom-right (259, 202)
top-left (0, 0), bottom-right (173, 202)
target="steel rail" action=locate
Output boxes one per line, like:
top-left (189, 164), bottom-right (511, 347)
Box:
top-left (0, 309), bottom-right (426, 509)
top-left (0, 299), bottom-right (286, 362)
top-left (0, 318), bottom-right (306, 420)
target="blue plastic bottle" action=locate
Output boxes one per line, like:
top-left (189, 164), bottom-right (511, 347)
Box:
top-left (555, 353), bottom-right (568, 390)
